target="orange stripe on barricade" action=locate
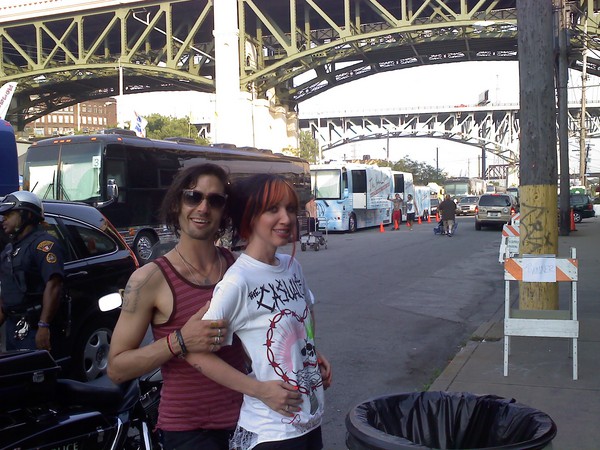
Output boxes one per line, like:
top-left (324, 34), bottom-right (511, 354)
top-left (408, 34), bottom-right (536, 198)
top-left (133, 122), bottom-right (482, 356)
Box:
top-left (504, 258), bottom-right (522, 280)
top-left (556, 267), bottom-right (570, 282)
top-left (502, 225), bottom-right (520, 237)
top-left (556, 259), bottom-right (578, 281)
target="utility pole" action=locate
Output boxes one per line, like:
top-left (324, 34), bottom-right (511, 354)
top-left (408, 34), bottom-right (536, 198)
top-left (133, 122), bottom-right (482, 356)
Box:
top-left (557, 0), bottom-right (571, 236)
top-left (386, 130), bottom-right (390, 161)
top-left (579, 15), bottom-right (589, 189)
top-left (517, 0), bottom-right (559, 310)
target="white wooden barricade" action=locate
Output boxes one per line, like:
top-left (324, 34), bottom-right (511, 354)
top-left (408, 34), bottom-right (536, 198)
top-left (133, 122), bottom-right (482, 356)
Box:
top-left (498, 212), bottom-right (521, 262)
top-left (503, 248), bottom-right (579, 380)
top-left (499, 223), bottom-right (520, 262)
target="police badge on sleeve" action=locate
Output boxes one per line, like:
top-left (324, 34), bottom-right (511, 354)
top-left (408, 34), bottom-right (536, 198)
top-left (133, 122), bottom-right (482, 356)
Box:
top-left (37, 241), bottom-right (54, 252)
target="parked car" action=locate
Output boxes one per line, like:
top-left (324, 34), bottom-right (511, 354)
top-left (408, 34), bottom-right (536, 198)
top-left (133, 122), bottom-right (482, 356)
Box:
top-left (570, 194), bottom-right (595, 223)
top-left (1, 200), bottom-right (139, 381)
top-left (475, 194), bottom-right (518, 230)
top-left (456, 195), bottom-right (479, 216)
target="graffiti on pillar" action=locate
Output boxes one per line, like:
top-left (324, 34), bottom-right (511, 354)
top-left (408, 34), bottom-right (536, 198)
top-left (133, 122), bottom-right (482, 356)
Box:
top-left (519, 202), bottom-right (553, 254)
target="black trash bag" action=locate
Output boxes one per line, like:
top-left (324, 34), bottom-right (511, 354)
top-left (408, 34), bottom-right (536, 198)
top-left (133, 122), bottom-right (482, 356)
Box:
top-left (346, 391), bottom-right (557, 450)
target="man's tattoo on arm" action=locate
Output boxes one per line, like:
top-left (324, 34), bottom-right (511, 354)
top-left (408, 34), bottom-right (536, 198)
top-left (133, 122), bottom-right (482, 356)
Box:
top-left (122, 265), bottom-right (160, 313)
top-left (191, 362), bottom-right (204, 374)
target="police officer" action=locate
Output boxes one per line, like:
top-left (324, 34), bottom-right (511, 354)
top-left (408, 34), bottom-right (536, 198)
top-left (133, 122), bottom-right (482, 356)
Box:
top-left (0, 191), bottom-right (64, 351)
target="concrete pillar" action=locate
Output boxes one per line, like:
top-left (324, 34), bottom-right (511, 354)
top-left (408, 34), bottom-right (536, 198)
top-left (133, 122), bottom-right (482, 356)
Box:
top-left (212, 1), bottom-right (298, 150)
top-left (213, 0), bottom-right (249, 145)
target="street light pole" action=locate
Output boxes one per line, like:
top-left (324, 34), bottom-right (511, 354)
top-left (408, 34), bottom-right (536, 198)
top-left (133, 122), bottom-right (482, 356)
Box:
top-left (386, 130), bottom-right (390, 161)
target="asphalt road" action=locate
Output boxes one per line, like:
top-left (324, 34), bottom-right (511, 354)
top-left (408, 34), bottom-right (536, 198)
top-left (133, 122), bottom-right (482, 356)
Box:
top-left (289, 216), bottom-right (509, 449)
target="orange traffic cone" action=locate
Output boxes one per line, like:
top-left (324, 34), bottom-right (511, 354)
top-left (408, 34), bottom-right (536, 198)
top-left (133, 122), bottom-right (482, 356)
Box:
top-left (418, 216), bottom-right (422, 225)
top-left (427, 215), bottom-right (431, 223)
top-left (394, 219), bottom-right (399, 230)
top-left (570, 208), bottom-right (577, 231)
top-left (380, 222), bottom-right (385, 233)
top-left (436, 212), bottom-right (440, 222)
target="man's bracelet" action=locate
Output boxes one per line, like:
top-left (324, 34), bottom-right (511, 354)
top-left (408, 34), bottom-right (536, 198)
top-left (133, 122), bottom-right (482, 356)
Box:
top-left (38, 321), bottom-right (50, 328)
top-left (166, 333), bottom-right (178, 357)
top-left (174, 329), bottom-right (188, 357)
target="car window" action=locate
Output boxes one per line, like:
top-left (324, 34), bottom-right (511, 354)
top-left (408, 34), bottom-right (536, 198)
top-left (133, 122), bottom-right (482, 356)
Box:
top-left (62, 218), bottom-right (118, 259)
top-left (478, 195), bottom-right (511, 207)
top-left (41, 217), bottom-right (77, 262)
top-left (570, 195), bottom-right (587, 205)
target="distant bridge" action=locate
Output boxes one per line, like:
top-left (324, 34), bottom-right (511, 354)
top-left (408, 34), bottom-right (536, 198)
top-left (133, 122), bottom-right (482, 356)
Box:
top-left (299, 101), bottom-right (600, 179)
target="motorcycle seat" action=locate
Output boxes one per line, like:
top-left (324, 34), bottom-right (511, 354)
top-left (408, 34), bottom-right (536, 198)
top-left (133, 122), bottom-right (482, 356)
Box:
top-left (56, 377), bottom-right (139, 414)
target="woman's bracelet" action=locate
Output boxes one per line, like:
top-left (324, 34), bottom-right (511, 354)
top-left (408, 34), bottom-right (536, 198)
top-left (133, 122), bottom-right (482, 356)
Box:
top-left (174, 329), bottom-right (188, 357)
top-left (37, 321), bottom-right (50, 328)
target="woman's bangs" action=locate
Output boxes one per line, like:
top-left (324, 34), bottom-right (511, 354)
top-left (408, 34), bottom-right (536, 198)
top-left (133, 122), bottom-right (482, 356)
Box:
top-left (261, 178), bottom-right (298, 212)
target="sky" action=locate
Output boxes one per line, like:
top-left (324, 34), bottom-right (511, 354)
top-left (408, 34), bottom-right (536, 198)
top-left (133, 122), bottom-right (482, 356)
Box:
top-left (119, 60), bottom-right (600, 178)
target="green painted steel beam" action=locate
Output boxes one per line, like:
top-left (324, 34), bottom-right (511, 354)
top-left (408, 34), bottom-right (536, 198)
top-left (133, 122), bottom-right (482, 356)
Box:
top-left (0, 0), bottom-right (599, 130)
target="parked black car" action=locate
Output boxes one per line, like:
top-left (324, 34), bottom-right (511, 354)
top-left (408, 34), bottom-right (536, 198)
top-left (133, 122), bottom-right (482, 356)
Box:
top-left (1, 200), bottom-right (138, 381)
top-left (570, 194), bottom-right (595, 223)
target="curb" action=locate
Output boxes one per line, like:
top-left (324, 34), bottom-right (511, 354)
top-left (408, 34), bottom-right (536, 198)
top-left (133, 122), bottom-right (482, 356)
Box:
top-left (428, 320), bottom-right (501, 392)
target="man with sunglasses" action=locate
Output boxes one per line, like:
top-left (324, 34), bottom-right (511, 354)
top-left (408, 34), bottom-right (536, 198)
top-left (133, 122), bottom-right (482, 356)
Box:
top-left (108, 164), bottom-right (298, 450)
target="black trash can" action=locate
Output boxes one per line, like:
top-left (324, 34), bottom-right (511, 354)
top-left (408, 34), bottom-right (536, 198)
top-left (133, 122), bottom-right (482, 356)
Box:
top-left (346, 391), bottom-right (556, 450)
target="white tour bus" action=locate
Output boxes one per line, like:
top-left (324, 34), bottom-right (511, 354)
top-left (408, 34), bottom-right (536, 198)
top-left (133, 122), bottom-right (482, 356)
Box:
top-left (310, 163), bottom-right (393, 232)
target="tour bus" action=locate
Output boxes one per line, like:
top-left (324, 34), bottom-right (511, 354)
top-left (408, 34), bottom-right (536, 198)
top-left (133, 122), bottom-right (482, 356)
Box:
top-left (0, 120), bottom-right (18, 196)
top-left (391, 171), bottom-right (415, 222)
top-left (413, 185), bottom-right (432, 221)
top-left (310, 163), bottom-right (392, 232)
top-left (23, 131), bottom-right (311, 261)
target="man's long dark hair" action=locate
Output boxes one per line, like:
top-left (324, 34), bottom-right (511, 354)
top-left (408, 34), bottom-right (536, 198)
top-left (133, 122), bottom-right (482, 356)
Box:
top-left (160, 163), bottom-right (232, 239)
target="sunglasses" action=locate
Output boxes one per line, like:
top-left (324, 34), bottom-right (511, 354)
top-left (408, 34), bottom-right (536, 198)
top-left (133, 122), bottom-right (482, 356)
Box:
top-left (182, 189), bottom-right (228, 209)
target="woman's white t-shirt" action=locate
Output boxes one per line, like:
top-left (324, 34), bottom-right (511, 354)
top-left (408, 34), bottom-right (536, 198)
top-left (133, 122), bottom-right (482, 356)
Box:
top-left (203, 252), bottom-right (324, 449)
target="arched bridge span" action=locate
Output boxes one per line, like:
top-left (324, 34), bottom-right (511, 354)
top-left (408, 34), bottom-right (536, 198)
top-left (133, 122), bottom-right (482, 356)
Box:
top-left (0, 0), bottom-right (599, 130)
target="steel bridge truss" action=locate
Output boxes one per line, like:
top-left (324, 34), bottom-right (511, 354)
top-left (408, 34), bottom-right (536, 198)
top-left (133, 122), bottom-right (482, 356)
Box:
top-left (1, 0), bottom-right (599, 130)
top-left (300, 103), bottom-right (600, 176)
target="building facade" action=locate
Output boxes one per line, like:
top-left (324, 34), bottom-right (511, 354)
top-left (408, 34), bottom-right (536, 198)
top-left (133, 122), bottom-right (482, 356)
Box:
top-left (26, 97), bottom-right (117, 138)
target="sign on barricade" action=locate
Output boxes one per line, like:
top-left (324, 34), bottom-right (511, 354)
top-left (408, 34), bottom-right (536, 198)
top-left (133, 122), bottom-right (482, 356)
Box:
top-left (498, 222), bottom-right (520, 262)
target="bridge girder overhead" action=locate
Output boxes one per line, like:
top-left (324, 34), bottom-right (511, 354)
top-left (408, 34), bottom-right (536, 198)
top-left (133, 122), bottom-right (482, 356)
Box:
top-left (1, 0), bottom-right (600, 130)
top-left (0, 0), bottom-right (217, 128)
top-left (243, 0), bottom-right (520, 105)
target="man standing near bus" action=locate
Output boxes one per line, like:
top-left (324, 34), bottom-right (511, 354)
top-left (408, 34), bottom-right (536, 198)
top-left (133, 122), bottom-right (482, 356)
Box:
top-left (108, 164), bottom-right (300, 450)
top-left (388, 193), bottom-right (403, 229)
top-left (405, 194), bottom-right (418, 230)
top-left (438, 194), bottom-right (457, 237)
top-left (305, 194), bottom-right (318, 233)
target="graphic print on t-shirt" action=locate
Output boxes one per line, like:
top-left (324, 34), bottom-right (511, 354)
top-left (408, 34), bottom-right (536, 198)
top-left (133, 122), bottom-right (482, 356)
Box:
top-left (249, 274), bottom-right (323, 418)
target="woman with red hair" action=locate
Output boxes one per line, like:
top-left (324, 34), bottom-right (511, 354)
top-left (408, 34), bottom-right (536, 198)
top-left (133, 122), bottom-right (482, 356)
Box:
top-left (187, 174), bottom-right (332, 450)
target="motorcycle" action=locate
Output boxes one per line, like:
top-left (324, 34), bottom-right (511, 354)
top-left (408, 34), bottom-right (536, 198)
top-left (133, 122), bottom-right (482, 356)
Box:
top-left (0, 293), bottom-right (162, 450)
